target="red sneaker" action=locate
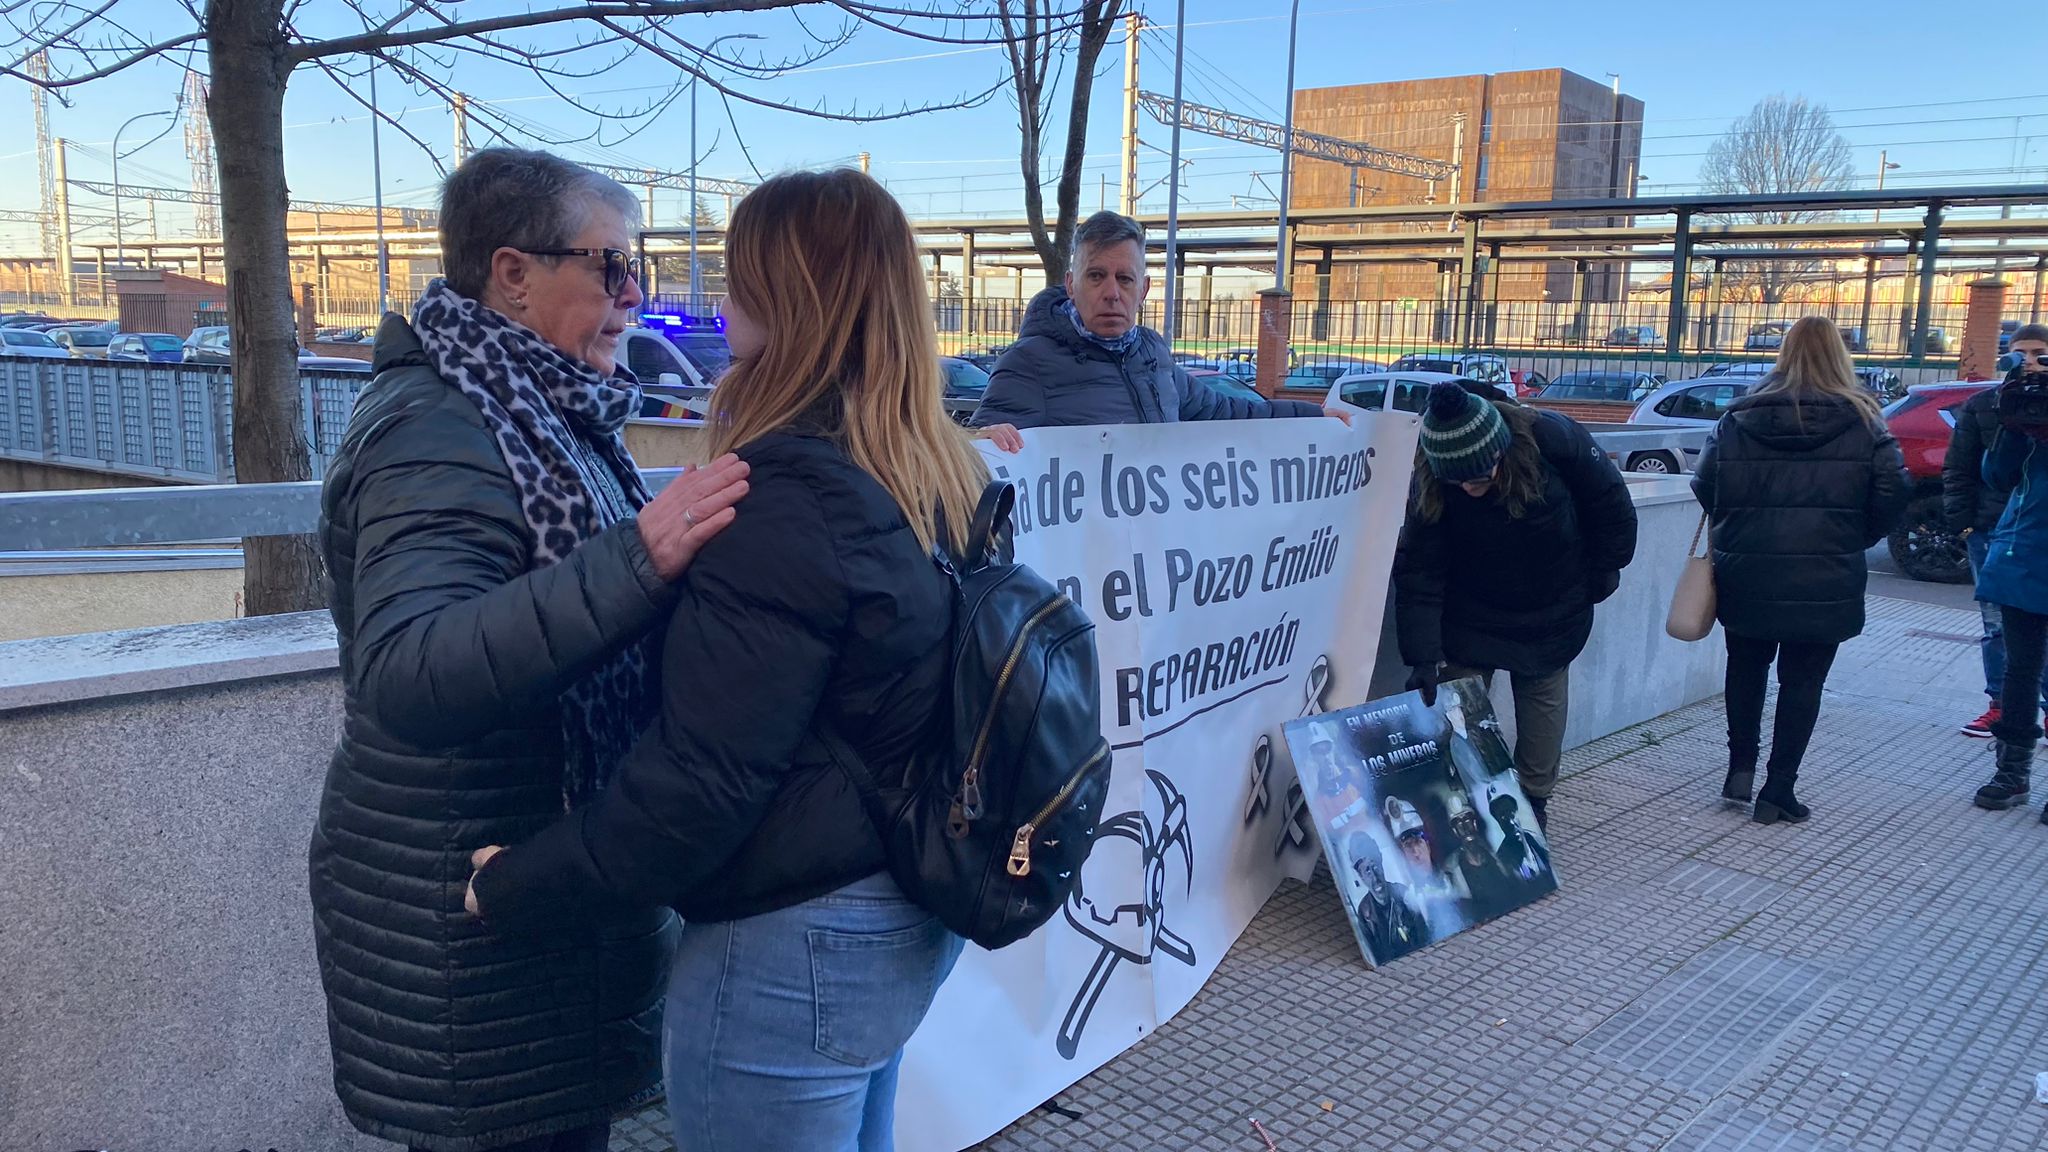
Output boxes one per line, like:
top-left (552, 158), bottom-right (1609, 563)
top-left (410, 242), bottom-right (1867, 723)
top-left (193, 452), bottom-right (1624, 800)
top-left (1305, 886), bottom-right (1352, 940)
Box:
top-left (1962, 704), bottom-right (2001, 738)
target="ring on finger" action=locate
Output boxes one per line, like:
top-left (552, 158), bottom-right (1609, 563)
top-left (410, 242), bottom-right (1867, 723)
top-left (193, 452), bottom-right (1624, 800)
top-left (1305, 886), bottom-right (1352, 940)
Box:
top-left (683, 507), bottom-right (699, 529)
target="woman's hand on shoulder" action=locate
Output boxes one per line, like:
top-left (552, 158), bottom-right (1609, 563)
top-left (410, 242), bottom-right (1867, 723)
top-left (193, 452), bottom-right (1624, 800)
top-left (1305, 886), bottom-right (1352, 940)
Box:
top-left (639, 453), bottom-right (751, 581)
top-left (464, 844), bottom-right (504, 918)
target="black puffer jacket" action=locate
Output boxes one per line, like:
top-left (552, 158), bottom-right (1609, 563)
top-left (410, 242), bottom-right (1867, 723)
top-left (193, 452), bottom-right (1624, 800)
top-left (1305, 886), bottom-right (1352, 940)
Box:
top-left (1943, 387), bottom-right (2008, 534)
top-left (1693, 392), bottom-right (1910, 645)
top-left (310, 317), bottom-right (678, 1150)
top-left (970, 285), bottom-right (1321, 428)
top-left (471, 428), bottom-right (952, 929)
top-left (1394, 408), bottom-right (1639, 676)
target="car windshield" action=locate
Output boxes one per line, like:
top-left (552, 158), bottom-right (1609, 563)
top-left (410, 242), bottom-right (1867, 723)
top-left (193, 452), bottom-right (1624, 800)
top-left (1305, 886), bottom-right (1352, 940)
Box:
top-left (1393, 357), bottom-right (1459, 373)
top-left (142, 335), bottom-right (183, 351)
top-left (1881, 393), bottom-right (1925, 419)
top-left (677, 333), bottom-right (731, 377)
top-left (62, 329), bottom-right (111, 346)
top-left (5, 330), bottom-right (58, 347)
top-left (943, 359), bottom-right (991, 394)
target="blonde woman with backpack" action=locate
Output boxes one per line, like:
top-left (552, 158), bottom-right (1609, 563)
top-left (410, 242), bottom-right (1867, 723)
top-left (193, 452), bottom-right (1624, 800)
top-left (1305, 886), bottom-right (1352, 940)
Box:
top-left (1693, 316), bottom-right (1909, 824)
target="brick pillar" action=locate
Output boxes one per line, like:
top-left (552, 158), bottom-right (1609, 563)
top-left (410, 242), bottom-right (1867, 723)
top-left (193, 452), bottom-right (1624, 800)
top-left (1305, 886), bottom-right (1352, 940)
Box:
top-left (1959, 278), bottom-right (2008, 381)
top-left (297, 282), bottom-right (318, 349)
top-left (1256, 287), bottom-right (1292, 398)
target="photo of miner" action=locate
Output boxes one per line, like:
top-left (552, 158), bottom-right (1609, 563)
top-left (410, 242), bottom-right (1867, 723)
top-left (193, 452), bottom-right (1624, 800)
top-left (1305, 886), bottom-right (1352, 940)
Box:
top-left (1340, 830), bottom-right (1431, 963)
top-left (1286, 678), bottom-right (1560, 968)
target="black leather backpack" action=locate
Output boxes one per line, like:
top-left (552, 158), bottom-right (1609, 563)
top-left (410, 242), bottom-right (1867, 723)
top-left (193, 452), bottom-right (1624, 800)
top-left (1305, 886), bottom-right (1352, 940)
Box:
top-left (822, 481), bottom-right (1111, 949)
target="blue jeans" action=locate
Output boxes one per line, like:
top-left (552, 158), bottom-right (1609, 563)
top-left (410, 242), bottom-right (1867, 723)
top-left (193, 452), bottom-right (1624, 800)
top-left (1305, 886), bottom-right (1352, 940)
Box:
top-left (1971, 532), bottom-right (2048, 706)
top-left (662, 872), bottom-right (963, 1152)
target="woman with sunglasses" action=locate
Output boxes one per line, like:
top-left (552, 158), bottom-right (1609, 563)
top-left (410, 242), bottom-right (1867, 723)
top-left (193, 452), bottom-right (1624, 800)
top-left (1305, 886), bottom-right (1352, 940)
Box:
top-left (310, 147), bottom-right (750, 1152)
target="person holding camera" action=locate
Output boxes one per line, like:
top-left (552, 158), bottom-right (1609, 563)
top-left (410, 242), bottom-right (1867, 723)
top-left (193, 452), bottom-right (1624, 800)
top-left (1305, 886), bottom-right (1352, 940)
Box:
top-left (1945, 323), bottom-right (2048, 738)
top-left (1972, 330), bottom-right (2048, 817)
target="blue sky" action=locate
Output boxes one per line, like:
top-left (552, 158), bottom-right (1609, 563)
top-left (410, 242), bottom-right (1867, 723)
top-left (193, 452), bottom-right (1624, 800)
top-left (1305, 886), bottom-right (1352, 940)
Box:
top-left (1, 0), bottom-right (2043, 248)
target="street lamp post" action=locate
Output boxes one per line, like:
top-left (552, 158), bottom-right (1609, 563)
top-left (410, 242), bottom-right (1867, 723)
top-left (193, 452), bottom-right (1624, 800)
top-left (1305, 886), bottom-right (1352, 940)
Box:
top-left (691, 33), bottom-right (762, 314)
top-left (1874, 150), bottom-right (1899, 224)
top-left (1273, 0), bottom-right (1303, 292)
top-left (112, 109), bottom-right (177, 271)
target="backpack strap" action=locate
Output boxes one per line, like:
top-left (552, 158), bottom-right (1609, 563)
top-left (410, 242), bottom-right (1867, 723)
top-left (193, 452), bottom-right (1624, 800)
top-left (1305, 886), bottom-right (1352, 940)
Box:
top-left (967, 480), bottom-right (1017, 569)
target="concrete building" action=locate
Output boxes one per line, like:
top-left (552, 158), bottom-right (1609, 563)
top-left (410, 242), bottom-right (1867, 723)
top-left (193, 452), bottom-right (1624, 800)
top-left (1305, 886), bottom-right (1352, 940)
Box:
top-left (1289, 68), bottom-right (1645, 306)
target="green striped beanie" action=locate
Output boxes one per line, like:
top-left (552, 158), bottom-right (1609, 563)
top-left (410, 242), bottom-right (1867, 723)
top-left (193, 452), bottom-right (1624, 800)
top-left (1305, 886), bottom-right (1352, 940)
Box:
top-left (1420, 381), bottom-right (1511, 484)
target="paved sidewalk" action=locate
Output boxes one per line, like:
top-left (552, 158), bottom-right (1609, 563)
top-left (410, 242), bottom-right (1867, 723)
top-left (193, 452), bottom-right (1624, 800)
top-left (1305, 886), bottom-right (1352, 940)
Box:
top-left (618, 595), bottom-right (2048, 1152)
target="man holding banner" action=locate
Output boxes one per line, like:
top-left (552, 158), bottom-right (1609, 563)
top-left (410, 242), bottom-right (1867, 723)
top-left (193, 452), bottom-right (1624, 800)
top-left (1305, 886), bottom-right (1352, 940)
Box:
top-left (969, 211), bottom-right (1346, 430)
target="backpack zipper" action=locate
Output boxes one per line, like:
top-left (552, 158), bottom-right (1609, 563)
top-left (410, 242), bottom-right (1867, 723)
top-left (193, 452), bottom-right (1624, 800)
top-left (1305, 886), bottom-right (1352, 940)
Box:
top-left (1008, 742), bottom-right (1111, 878)
top-left (951, 594), bottom-right (1072, 835)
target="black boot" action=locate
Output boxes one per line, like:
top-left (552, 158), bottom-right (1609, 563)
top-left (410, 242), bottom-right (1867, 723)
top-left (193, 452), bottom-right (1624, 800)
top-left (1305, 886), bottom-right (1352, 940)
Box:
top-left (1529, 796), bottom-right (1548, 832)
top-left (1721, 753), bottom-right (1756, 804)
top-left (1752, 766), bottom-right (1809, 825)
top-left (1974, 740), bottom-right (2033, 811)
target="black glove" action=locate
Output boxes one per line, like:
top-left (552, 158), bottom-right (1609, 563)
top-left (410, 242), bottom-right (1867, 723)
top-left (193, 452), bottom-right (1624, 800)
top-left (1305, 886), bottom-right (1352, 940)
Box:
top-left (1406, 664), bottom-right (1440, 707)
top-left (1590, 568), bottom-right (1621, 604)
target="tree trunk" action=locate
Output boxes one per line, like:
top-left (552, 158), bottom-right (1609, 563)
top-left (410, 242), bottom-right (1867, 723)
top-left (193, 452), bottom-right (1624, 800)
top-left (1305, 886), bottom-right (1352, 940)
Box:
top-left (1047, 5), bottom-right (1120, 285)
top-left (207, 0), bottom-right (327, 615)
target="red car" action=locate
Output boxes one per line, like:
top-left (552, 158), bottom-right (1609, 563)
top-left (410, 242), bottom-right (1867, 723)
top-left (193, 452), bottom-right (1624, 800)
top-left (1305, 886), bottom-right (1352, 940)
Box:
top-left (1884, 380), bottom-right (1992, 583)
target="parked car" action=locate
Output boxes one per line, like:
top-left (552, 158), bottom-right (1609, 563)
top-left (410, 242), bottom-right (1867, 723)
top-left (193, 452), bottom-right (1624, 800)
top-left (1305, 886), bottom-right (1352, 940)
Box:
top-left (1631, 377), bottom-right (1756, 428)
top-left (1386, 352), bottom-right (1513, 391)
top-left (0, 328), bottom-right (71, 359)
top-left (955, 343), bottom-right (1012, 371)
top-left (636, 312), bottom-right (732, 382)
top-left (313, 326), bottom-right (373, 344)
top-left (1280, 356), bottom-right (1384, 393)
top-left (1604, 325), bottom-right (1664, 348)
top-left (108, 332), bottom-right (187, 363)
top-left (1884, 380), bottom-right (1992, 584)
top-left (48, 325), bottom-right (113, 358)
top-left (1922, 327), bottom-right (1950, 354)
top-left (1182, 358), bottom-right (1258, 381)
top-left (1856, 366), bottom-right (1904, 401)
top-left (1743, 322), bottom-right (1792, 351)
top-left (0, 312), bottom-right (60, 329)
top-left (1330, 369), bottom-right (1461, 414)
top-left (940, 356), bottom-right (991, 424)
top-left (1838, 325), bottom-right (1870, 352)
top-left (183, 325), bottom-right (232, 364)
top-left (1188, 368), bottom-right (1267, 405)
top-left (1509, 368), bottom-right (1549, 397)
top-left (1538, 370), bottom-right (1663, 403)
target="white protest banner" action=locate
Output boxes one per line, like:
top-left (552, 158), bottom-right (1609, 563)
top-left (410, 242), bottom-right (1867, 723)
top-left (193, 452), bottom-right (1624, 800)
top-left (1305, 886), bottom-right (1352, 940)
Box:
top-left (896, 412), bottom-right (1418, 1152)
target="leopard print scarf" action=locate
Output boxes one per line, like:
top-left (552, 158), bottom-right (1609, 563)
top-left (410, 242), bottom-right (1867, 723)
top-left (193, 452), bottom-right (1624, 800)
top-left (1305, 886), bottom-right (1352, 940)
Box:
top-left (412, 279), bottom-right (658, 810)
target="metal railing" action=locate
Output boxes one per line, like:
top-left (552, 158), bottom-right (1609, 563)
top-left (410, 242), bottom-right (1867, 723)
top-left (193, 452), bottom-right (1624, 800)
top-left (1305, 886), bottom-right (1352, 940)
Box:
top-left (0, 356), bottom-right (370, 484)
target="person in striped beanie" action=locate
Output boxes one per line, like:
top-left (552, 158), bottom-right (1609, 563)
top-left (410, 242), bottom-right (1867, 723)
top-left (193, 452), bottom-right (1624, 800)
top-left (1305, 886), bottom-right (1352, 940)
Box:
top-left (1393, 381), bottom-right (1640, 832)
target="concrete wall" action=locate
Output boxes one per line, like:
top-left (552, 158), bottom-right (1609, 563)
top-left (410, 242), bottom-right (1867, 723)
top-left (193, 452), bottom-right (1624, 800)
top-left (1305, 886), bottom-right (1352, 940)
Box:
top-left (0, 480), bottom-right (1720, 1151)
top-left (0, 565), bottom-right (243, 643)
top-left (0, 457), bottom-right (179, 493)
top-left (0, 615), bottom-right (388, 1151)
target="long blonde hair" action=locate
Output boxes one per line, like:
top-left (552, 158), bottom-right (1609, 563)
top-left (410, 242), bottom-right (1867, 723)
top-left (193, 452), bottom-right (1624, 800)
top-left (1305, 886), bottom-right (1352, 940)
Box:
top-left (1753, 315), bottom-right (1882, 424)
top-left (709, 169), bottom-right (986, 554)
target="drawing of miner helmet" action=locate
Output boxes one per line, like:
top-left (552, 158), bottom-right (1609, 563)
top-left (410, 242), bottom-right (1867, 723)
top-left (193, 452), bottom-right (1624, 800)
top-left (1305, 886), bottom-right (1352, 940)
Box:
top-left (1446, 788), bottom-right (1484, 845)
top-left (1384, 795), bottom-right (1433, 874)
top-left (1307, 721), bottom-right (1352, 797)
top-left (1343, 830), bottom-right (1390, 902)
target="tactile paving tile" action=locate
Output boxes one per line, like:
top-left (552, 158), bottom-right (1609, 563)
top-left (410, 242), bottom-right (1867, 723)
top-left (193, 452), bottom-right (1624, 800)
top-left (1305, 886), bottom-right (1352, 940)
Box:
top-left (1655, 859), bottom-right (1790, 912)
top-left (1575, 942), bottom-right (1832, 1095)
top-left (1665, 1098), bottom-right (1856, 1152)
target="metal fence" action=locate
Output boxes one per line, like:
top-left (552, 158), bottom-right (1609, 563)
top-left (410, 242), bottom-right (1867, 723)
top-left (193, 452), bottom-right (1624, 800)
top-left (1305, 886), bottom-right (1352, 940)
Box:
top-left (0, 357), bottom-right (367, 484)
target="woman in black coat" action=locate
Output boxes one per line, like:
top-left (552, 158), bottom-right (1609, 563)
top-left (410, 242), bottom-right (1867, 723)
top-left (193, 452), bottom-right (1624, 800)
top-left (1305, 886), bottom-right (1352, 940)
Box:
top-left (466, 170), bottom-right (991, 1151)
top-left (311, 149), bottom-right (748, 1152)
top-left (1394, 381), bottom-right (1639, 828)
top-left (1693, 316), bottom-right (1909, 825)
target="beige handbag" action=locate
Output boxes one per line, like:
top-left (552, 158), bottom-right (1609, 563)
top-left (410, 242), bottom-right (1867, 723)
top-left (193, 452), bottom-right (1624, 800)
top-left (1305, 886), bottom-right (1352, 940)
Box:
top-left (1665, 512), bottom-right (1716, 642)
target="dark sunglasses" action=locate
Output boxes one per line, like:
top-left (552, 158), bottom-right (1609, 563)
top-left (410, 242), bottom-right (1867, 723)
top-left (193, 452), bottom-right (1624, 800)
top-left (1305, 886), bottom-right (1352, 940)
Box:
top-left (520, 247), bottom-right (644, 297)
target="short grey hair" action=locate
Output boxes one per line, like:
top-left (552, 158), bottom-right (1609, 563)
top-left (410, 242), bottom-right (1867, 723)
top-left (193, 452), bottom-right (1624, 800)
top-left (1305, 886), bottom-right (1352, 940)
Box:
top-left (1071, 210), bottom-right (1146, 269)
top-left (437, 147), bottom-right (642, 299)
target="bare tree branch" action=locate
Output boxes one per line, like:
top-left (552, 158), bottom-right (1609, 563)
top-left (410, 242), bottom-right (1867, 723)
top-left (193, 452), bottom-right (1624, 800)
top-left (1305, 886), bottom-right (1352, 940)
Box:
top-left (293, 0), bottom-right (805, 62)
top-left (1700, 94), bottom-right (1856, 304)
